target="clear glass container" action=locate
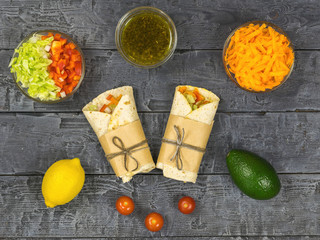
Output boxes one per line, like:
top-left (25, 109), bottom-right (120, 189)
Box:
top-left (10, 30), bottom-right (85, 104)
top-left (115, 6), bottom-right (177, 69)
top-left (222, 21), bottom-right (295, 93)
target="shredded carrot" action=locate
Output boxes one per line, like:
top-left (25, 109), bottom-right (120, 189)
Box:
top-left (116, 94), bottom-right (122, 101)
top-left (100, 104), bottom-right (108, 112)
top-left (178, 86), bottom-right (187, 94)
top-left (106, 94), bottom-right (122, 108)
top-left (225, 23), bottom-right (294, 92)
top-left (193, 88), bottom-right (205, 102)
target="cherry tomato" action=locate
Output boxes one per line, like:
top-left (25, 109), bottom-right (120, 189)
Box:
top-left (178, 196), bottom-right (196, 214)
top-left (144, 212), bottom-right (164, 232)
top-left (116, 196), bottom-right (135, 215)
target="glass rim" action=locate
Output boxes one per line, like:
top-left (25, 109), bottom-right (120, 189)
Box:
top-left (115, 6), bottom-right (177, 69)
top-left (222, 20), bottom-right (295, 93)
top-left (11, 29), bottom-right (85, 104)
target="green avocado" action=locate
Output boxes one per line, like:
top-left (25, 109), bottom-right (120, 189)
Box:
top-left (226, 149), bottom-right (281, 200)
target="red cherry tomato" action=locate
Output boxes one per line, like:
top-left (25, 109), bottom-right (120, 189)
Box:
top-left (116, 196), bottom-right (135, 215)
top-left (145, 212), bottom-right (164, 232)
top-left (178, 196), bottom-right (196, 214)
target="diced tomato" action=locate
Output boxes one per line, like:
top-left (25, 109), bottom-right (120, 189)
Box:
top-left (71, 54), bottom-right (81, 62)
top-left (60, 38), bottom-right (67, 46)
top-left (63, 85), bottom-right (70, 94)
top-left (54, 33), bottom-right (61, 41)
top-left (45, 33), bottom-right (82, 97)
top-left (65, 49), bottom-right (72, 56)
top-left (66, 77), bottom-right (73, 84)
top-left (71, 80), bottom-right (79, 88)
top-left (51, 41), bottom-right (62, 55)
top-left (72, 49), bottom-right (80, 55)
top-left (54, 80), bottom-right (64, 89)
top-left (50, 61), bottom-right (57, 68)
top-left (67, 42), bottom-right (76, 49)
top-left (60, 71), bottom-right (68, 79)
top-left (58, 59), bottom-right (66, 71)
top-left (56, 66), bottom-right (61, 75)
top-left (73, 76), bottom-right (81, 81)
top-left (75, 61), bottom-right (82, 76)
top-left (49, 72), bottom-right (54, 79)
top-left (63, 53), bottom-right (70, 61)
top-left (68, 71), bottom-right (76, 80)
top-left (51, 54), bottom-right (60, 62)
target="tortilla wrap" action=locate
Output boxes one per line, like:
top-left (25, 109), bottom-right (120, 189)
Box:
top-left (157, 85), bottom-right (220, 183)
top-left (83, 86), bottom-right (155, 182)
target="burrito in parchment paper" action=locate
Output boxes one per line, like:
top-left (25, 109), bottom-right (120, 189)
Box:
top-left (156, 85), bottom-right (220, 183)
top-left (83, 86), bottom-right (155, 182)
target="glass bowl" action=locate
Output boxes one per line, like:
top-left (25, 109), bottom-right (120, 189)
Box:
top-left (10, 30), bottom-right (85, 104)
top-left (222, 21), bottom-right (295, 93)
top-left (115, 6), bottom-right (177, 69)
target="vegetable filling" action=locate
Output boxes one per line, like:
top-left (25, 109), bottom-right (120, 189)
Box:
top-left (99, 94), bottom-right (123, 114)
top-left (179, 87), bottom-right (210, 110)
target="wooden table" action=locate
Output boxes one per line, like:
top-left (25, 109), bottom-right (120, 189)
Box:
top-left (1, 0), bottom-right (319, 239)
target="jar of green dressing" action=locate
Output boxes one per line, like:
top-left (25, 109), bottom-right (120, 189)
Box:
top-left (116, 6), bottom-right (177, 68)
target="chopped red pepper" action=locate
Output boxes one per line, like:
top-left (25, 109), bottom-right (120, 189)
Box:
top-left (45, 33), bottom-right (82, 97)
top-left (54, 33), bottom-right (61, 41)
top-left (75, 61), bottom-right (82, 76)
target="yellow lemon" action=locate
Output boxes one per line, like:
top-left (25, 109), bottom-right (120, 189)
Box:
top-left (42, 158), bottom-right (85, 208)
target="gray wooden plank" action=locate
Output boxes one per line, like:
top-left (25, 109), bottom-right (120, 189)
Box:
top-left (0, 174), bottom-right (319, 237)
top-left (42, 238), bottom-right (320, 240)
top-left (1, 112), bottom-right (320, 175)
top-left (3, 237), bottom-right (319, 240)
top-left (2, 50), bottom-right (320, 112)
top-left (0, 0), bottom-right (319, 50)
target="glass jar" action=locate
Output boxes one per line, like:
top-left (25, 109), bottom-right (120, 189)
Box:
top-left (115, 6), bottom-right (177, 69)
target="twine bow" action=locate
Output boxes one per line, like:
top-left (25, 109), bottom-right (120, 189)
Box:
top-left (162, 125), bottom-right (206, 170)
top-left (106, 136), bottom-right (149, 172)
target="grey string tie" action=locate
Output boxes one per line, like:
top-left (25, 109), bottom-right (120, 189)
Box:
top-left (162, 125), bottom-right (206, 171)
top-left (106, 136), bottom-right (149, 172)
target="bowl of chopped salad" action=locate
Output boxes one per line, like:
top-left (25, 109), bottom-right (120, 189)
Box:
top-left (9, 30), bottom-right (85, 103)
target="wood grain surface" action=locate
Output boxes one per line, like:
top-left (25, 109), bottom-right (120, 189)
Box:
top-left (1, 50), bottom-right (320, 112)
top-left (1, 175), bottom-right (319, 238)
top-left (1, 112), bottom-right (320, 175)
top-left (0, 0), bottom-right (319, 50)
top-left (1, 0), bottom-right (320, 239)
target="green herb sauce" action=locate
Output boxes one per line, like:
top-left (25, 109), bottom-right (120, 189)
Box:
top-left (121, 12), bottom-right (172, 66)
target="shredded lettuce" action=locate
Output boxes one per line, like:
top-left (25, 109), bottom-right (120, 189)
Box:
top-left (88, 105), bottom-right (98, 111)
top-left (9, 34), bottom-right (60, 101)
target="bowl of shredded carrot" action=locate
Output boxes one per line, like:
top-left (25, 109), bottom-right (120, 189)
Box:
top-left (9, 30), bottom-right (85, 103)
top-left (223, 21), bottom-right (295, 93)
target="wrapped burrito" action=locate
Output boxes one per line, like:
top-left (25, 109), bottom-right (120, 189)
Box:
top-left (83, 86), bottom-right (155, 182)
top-left (157, 85), bottom-right (220, 183)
